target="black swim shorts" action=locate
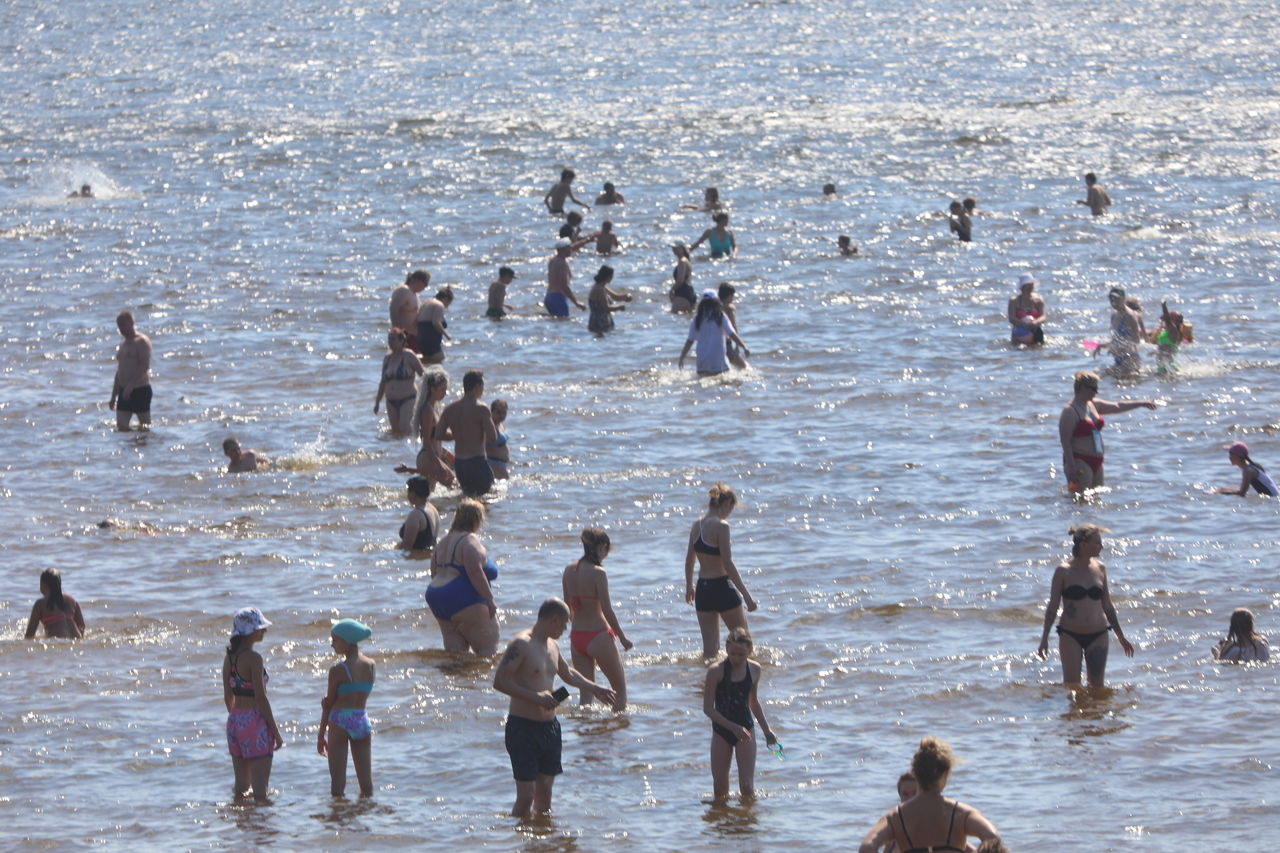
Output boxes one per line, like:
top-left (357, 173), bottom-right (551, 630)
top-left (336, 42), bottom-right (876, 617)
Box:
top-left (117, 384), bottom-right (152, 414)
top-left (505, 715), bottom-right (562, 781)
top-left (695, 576), bottom-right (743, 613)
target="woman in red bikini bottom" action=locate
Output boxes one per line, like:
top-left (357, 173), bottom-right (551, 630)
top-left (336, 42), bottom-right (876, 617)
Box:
top-left (1037, 524), bottom-right (1135, 686)
top-left (1058, 370), bottom-right (1157, 492)
top-left (561, 528), bottom-right (632, 711)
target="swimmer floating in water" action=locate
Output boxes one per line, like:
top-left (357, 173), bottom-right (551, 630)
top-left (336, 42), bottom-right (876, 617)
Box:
top-left (223, 438), bottom-right (268, 473)
top-left (1214, 441), bottom-right (1278, 497)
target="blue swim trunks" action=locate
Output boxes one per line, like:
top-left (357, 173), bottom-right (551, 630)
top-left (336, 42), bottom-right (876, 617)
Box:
top-left (544, 292), bottom-right (570, 317)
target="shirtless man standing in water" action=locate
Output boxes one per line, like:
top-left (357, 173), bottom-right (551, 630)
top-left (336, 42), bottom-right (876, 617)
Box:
top-left (493, 598), bottom-right (615, 820)
top-left (435, 369), bottom-right (498, 497)
top-left (543, 169), bottom-right (591, 216)
top-left (1078, 172), bottom-right (1112, 216)
top-left (109, 310), bottom-right (152, 431)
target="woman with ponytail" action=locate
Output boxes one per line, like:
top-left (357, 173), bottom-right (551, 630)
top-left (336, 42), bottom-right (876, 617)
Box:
top-left (25, 568), bottom-right (85, 639)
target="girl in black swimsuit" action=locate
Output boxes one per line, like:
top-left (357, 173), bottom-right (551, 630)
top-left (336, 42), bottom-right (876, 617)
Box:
top-left (858, 737), bottom-right (1001, 853)
top-left (1037, 524), bottom-right (1135, 686)
top-left (701, 629), bottom-right (776, 801)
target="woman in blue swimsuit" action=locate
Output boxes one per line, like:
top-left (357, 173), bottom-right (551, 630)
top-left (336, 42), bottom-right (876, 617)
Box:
top-left (684, 482), bottom-right (758, 657)
top-left (1037, 524), bottom-right (1135, 686)
top-left (689, 212), bottom-right (736, 259)
top-left (425, 498), bottom-right (499, 655)
top-left (859, 738), bottom-right (1000, 853)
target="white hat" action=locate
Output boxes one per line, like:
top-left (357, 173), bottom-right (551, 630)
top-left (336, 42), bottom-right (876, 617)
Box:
top-left (700, 289), bottom-right (718, 300)
top-left (1018, 274), bottom-right (1037, 287)
top-left (232, 607), bottom-right (272, 636)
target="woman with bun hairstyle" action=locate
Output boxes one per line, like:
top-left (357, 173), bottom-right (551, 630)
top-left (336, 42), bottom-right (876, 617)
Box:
top-left (685, 483), bottom-right (758, 657)
top-left (561, 527), bottom-right (633, 710)
top-left (1213, 608), bottom-right (1269, 662)
top-left (25, 568), bottom-right (84, 639)
top-left (222, 607), bottom-right (283, 802)
top-left (858, 737), bottom-right (1000, 853)
top-left (1037, 524), bottom-right (1135, 686)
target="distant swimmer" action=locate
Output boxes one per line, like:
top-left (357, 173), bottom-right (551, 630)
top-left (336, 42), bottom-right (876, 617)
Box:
top-left (837, 235), bottom-right (859, 256)
top-left (398, 475), bottom-right (439, 554)
top-left (390, 269), bottom-right (429, 351)
top-left (682, 186), bottom-right (722, 213)
top-left (718, 282), bottom-right (746, 370)
top-left (595, 181), bottom-right (625, 206)
top-left (1007, 273), bottom-right (1046, 346)
top-left (586, 265), bottom-right (631, 334)
top-left (222, 607), bottom-right (283, 803)
top-left (109, 310), bottom-right (152, 431)
top-left (947, 200), bottom-right (972, 242)
top-left (594, 220), bottom-right (620, 255)
top-left (374, 328), bottom-right (425, 435)
top-left (822, 182), bottom-right (838, 198)
top-left (689, 212), bottom-right (736, 259)
top-left (1078, 172), bottom-right (1112, 216)
top-left (1058, 370), bottom-right (1156, 492)
top-left (561, 528), bottom-right (633, 710)
top-left (544, 168), bottom-right (590, 216)
top-left (415, 286), bottom-right (454, 365)
top-left (223, 438), bottom-right (269, 473)
top-left (434, 369), bottom-right (498, 497)
top-left (545, 240), bottom-right (587, 317)
top-left (963, 196), bottom-right (977, 216)
top-left (1037, 524), bottom-right (1135, 687)
top-left (684, 482), bottom-right (757, 658)
top-left (1213, 608), bottom-right (1269, 662)
top-left (703, 628), bottom-right (778, 801)
top-left (68, 184), bottom-right (93, 198)
top-left (858, 737), bottom-right (1001, 853)
top-left (493, 598), bottom-right (616, 820)
top-left (1215, 441), bottom-right (1278, 497)
top-left (486, 267), bottom-right (516, 319)
top-left (486, 398), bottom-right (511, 480)
top-left (24, 568), bottom-right (85, 640)
top-left (669, 245), bottom-right (696, 312)
top-left (426, 498), bottom-right (500, 654)
top-left (318, 618), bottom-right (376, 797)
top-left (679, 291), bottom-right (749, 377)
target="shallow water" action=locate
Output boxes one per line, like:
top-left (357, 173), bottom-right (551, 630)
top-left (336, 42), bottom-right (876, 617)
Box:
top-left (2, 0), bottom-right (1279, 849)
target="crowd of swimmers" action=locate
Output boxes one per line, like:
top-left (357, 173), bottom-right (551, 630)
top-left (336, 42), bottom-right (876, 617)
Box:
top-left (21, 167), bottom-right (1271, 847)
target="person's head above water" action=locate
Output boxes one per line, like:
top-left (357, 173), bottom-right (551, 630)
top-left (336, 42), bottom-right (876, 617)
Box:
top-left (560, 169), bottom-right (575, 183)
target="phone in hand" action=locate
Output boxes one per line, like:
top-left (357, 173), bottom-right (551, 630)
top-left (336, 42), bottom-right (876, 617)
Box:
top-left (551, 686), bottom-right (570, 704)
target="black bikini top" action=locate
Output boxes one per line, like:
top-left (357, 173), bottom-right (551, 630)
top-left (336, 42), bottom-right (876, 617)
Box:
top-left (1063, 584), bottom-right (1103, 601)
top-left (693, 520), bottom-right (721, 556)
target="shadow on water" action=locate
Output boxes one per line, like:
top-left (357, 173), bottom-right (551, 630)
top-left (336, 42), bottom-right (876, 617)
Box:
top-left (312, 794), bottom-right (391, 830)
top-left (701, 796), bottom-right (760, 838)
top-left (1058, 683), bottom-right (1137, 744)
top-left (509, 813), bottom-right (583, 853)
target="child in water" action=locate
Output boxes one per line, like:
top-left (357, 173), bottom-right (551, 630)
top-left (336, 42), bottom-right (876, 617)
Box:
top-left (319, 618), bottom-right (377, 797)
top-left (1149, 301), bottom-right (1193, 373)
top-left (702, 628), bottom-right (777, 800)
top-left (1213, 608), bottom-right (1269, 662)
top-left (24, 568), bottom-right (85, 639)
top-left (1215, 441), bottom-right (1278, 497)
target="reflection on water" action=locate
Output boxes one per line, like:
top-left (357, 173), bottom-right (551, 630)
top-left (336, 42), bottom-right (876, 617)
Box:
top-left (701, 798), bottom-right (760, 839)
top-left (1059, 684), bottom-right (1137, 744)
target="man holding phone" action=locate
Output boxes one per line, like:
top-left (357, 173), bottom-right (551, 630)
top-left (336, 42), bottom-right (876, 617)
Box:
top-left (493, 598), bottom-right (616, 819)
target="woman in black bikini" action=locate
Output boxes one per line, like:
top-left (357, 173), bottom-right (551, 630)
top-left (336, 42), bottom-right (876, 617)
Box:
top-left (1037, 524), bottom-right (1135, 686)
top-left (684, 482), bottom-right (758, 658)
top-left (397, 476), bottom-right (438, 556)
top-left (858, 737), bottom-right (1000, 853)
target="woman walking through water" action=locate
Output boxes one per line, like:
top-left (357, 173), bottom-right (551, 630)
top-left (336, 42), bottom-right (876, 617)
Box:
top-left (678, 291), bottom-right (749, 377)
top-left (1058, 370), bottom-right (1156, 492)
top-left (222, 607), bottom-right (283, 802)
top-left (561, 527), bottom-right (633, 710)
top-left (684, 482), bottom-right (758, 657)
top-left (1037, 524), bottom-right (1135, 687)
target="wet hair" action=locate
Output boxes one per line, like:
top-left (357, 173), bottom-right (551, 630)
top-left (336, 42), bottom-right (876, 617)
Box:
top-left (1085, 172), bottom-right (1098, 183)
top-left (538, 597), bottom-right (570, 621)
top-left (704, 187), bottom-right (719, 203)
top-left (560, 169), bottom-right (575, 182)
top-left (1073, 370), bottom-right (1100, 393)
top-left (910, 736), bottom-right (955, 791)
top-left (566, 211), bottom-right (583, 226)
top-left (581, 527), bottom-right (611, 563)
top-left (489, 398), bottom-right (508, 424)
top-left (406, 269), bottom-right (429, 285)
top-left (407, 476), bottom-right (431, 498)
top-left (435, 286), bottom-right (454, 303)
top-left (725, 627), bottom-right (753, 649)
top-left (822, 183), bottom-right (837, 196)
top-left (693, 295), bottom-right (724, 331)
top-left (707, 481), bottom-right (737, 509)
top-left (601, 220), bottom-right (613, 232)
top-left (962, 197), bottom-right (976, 211)
top-left (1069, 523), bottom-right (1109, 556)
top-left (717, 282), bottom-right (736, 302)
top-left (40, 568), bottom-right (68, 613)
top-left (449, 498), bottom-right (485, 533)
top-left (117, 310), bottom-right (134, 325)
top-left (838, 235), bottom-right (851, 245)
top-left (593, 265), bottom-right (614, 285)
top-left (222, 437), bottom-right (239, 455)
top-left (603, 181), bottom-right (614, 192)
top-left (463, 369), bottom-right (484, 394)
top-left (498, 266), bottom-right (514, 278)
top-left (949, 200), bottom-right (963, 214)
top-left (896, 771), bottom-right (918, 801)
top-left (713, 212), bottom-right (729, 226)
top-left (1225, 608), bottom-right (1265, 655)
